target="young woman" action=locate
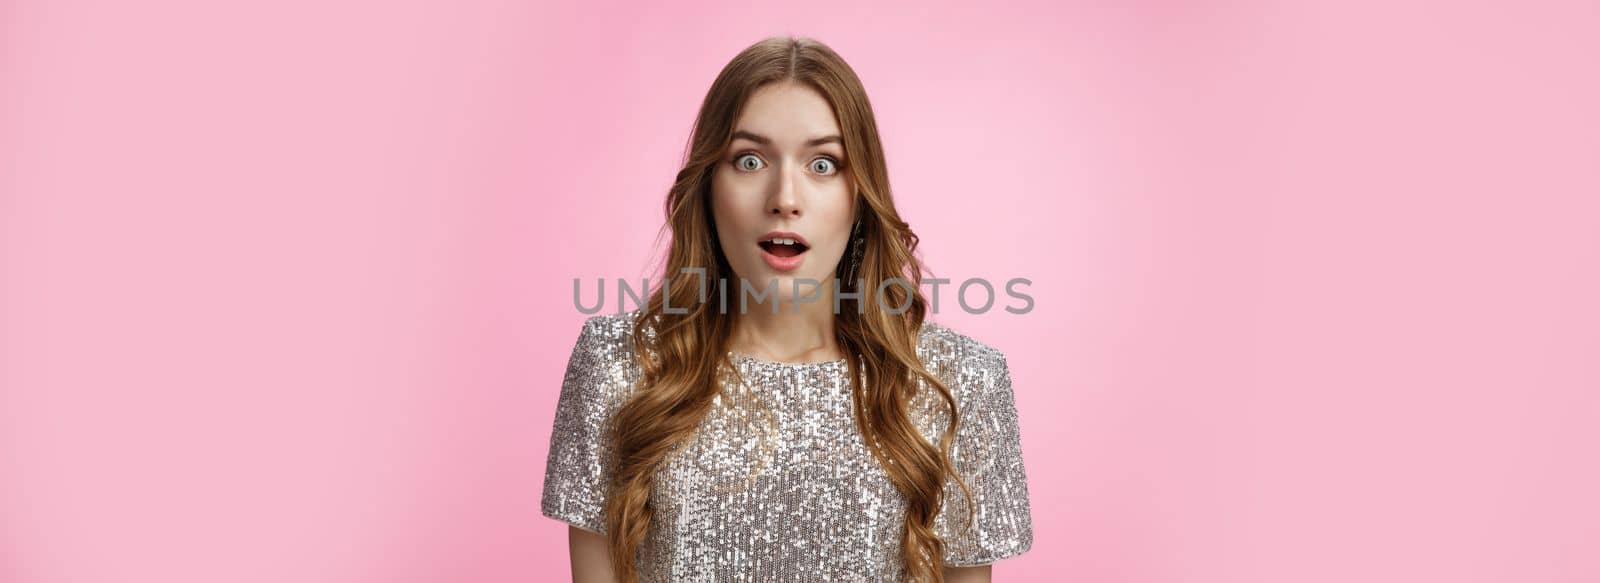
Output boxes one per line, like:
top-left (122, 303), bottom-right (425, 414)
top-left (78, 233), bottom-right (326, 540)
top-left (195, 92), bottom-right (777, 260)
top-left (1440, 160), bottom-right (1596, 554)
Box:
top-left (542, 36), bottom-right (1033, 583)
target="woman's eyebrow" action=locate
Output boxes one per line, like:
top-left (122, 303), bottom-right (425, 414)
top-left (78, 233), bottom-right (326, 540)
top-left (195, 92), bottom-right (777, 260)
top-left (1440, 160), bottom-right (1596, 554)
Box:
top-left (731, 129), bottom-right (842, 147)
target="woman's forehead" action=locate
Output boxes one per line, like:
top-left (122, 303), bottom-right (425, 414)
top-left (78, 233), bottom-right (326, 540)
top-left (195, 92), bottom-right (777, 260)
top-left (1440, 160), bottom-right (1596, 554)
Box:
top-left (734, 84), bottom-right (841, 144)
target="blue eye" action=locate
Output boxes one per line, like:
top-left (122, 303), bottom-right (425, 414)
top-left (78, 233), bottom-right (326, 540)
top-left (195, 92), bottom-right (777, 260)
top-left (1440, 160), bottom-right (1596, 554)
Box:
top-left (734, 153), bottom-right (765, 172)
top-left (810, 157), bottom-right (839, 176)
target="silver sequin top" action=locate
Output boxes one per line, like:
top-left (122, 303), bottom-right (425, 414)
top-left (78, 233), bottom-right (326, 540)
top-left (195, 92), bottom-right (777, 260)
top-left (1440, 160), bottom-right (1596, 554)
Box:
top-left (541, 309), bottom-right (1033, 581)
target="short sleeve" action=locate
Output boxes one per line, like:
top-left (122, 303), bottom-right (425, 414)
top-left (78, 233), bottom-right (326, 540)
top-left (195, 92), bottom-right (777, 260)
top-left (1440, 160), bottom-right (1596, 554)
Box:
top-left (540, 316), bottom-right (634, 534)
top-left (935, 345), bottom-right (1035, 566)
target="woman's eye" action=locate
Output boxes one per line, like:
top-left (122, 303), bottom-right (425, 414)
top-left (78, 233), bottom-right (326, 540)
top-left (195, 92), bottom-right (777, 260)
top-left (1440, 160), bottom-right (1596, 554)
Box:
top-left (810, 157), bottom-right (839, 175)
top-left (734, 154), bottom-right (765, 172)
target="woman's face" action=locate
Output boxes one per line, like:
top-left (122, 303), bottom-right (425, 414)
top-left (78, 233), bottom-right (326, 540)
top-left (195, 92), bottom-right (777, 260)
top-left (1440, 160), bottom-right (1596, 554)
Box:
top-left (711, 81), bottom-right (857, 305)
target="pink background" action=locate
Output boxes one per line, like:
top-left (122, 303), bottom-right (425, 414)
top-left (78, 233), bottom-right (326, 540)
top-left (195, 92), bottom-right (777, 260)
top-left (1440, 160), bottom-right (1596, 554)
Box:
top-left (4, 1), bottom-right (1597, 581)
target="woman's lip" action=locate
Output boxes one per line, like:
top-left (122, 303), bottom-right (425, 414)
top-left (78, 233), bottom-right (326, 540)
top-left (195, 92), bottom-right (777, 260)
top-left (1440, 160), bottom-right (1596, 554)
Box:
top-left (759, 243), bottom-right (806, 272)
top-left (758, 231), bottom-right (810, 247)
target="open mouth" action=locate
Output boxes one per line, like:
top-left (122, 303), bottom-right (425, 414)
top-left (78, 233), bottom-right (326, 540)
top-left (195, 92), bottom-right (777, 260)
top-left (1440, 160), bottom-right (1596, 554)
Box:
top-left (758, 238), bottom-right (810, 258)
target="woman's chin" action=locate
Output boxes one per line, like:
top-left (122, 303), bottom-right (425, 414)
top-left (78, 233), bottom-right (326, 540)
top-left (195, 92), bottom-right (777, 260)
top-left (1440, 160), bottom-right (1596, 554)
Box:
top-left (720, 272), bottom-right (834, 311)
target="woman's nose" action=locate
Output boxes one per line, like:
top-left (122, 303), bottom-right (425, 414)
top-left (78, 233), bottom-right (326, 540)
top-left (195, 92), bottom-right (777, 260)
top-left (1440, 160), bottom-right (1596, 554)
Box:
top-left (768, 162), bottom-right (802, 216)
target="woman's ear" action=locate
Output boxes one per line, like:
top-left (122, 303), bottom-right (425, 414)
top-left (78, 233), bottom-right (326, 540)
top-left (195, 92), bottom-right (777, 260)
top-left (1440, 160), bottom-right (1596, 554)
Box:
top-left (852, 195), bottom-right (864, 232)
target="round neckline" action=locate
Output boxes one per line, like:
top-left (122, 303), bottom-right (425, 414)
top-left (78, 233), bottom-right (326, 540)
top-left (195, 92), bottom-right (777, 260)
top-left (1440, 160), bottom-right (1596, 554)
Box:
top-left (726, 350), bottom-right (849, 368)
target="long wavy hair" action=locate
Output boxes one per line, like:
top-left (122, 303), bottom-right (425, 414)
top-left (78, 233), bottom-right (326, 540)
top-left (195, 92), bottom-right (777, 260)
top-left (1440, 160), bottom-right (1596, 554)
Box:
top-left (603, 36), bottom-right (973, 582)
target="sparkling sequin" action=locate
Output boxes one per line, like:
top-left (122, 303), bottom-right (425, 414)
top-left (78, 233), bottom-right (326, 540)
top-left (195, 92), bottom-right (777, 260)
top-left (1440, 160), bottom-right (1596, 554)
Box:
top-left (541, 309), bottom-right (1033, 581)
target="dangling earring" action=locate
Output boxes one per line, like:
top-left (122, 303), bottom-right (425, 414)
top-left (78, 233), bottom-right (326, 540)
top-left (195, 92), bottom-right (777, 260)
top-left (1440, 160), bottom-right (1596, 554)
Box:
top-left (843, 219), bottom-right (865, 290)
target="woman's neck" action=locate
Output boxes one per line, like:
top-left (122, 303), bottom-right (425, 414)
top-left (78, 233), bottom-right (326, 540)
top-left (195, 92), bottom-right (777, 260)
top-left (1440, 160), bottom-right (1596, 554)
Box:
top-left (727, 294), bottom-right (842, 364)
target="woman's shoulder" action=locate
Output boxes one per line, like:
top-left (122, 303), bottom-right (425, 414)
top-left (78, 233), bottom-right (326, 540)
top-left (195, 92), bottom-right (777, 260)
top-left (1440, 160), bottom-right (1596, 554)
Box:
top-left (574, 307), bottom-right (646, 343)
top-left (562, 309), bottom-right (649, 400)
top-left (917, 319), bottom-right (1009, 368)
top-left (915, 319), bottom-right (1011, 399)
top-left (567, 310), bottom-right (1012, 395)
top-left (571, 307), bottom-right (662, 361)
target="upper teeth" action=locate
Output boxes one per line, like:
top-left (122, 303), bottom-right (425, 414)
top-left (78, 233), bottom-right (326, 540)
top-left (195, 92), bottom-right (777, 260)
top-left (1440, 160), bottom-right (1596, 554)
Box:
top-left (767, 237), bottom-right (799, 245)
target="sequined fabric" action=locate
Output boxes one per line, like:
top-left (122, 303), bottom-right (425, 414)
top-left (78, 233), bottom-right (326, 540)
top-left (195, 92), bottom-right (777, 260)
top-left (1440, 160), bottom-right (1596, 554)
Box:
top-left (541, 309), bottom-right (1033, 582)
